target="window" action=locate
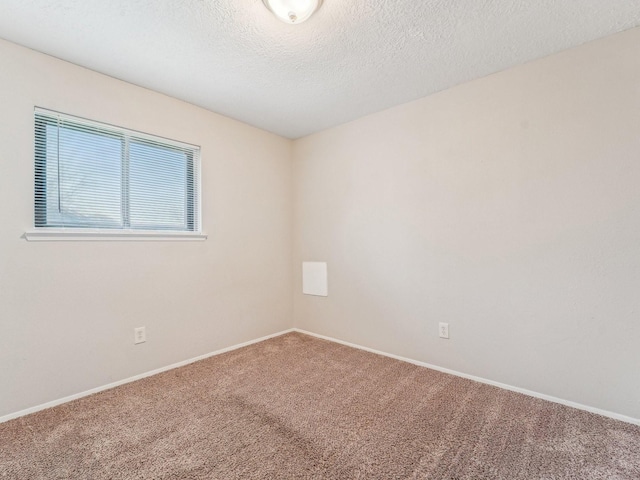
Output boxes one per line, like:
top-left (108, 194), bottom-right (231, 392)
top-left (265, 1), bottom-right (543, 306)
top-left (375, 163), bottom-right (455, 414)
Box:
top-left (31, 108), bottom-right (203, 240)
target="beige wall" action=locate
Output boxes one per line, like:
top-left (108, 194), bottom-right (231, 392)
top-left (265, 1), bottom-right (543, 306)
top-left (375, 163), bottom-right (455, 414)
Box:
top-left (0, 39), bottom-right (292, 417)
top-left (3, 27), bottom-right (640, 421)
top-left (293, 28), bottom-right (640, 419)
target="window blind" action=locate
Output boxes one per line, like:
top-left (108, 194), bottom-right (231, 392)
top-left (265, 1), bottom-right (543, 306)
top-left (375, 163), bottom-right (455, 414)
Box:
top-left (34, 108), bottom-right (200, 232)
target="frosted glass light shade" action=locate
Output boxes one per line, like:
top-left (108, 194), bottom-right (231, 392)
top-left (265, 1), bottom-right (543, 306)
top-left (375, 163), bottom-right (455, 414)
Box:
top-left (263, 0), bottom-right (322, 24)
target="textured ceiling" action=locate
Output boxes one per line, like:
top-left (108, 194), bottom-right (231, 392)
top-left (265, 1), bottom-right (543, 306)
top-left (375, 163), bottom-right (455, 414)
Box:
top-left (0, 1), bottom-right (639, 139)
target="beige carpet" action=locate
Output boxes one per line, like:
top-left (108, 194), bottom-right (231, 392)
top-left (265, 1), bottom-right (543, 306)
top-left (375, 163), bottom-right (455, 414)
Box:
top-left (1, 332), bottom-right (639, 479)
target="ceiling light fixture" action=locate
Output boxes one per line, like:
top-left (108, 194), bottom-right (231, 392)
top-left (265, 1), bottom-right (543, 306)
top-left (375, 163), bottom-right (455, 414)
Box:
top-left (262, 0), bottom-right (322, 24)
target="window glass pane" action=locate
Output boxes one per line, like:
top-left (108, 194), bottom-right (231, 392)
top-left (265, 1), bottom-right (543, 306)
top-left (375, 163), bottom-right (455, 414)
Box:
top-left (45, 123), bottom-right (122, 228)
top-left (129, 140), bottom-right (189, 230)
top-left (34, 109), bottom-right (200, 233)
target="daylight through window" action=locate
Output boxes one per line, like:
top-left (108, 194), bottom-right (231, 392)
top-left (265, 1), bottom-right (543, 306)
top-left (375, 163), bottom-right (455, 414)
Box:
top-left (34, 108), bottom-right (200, 233)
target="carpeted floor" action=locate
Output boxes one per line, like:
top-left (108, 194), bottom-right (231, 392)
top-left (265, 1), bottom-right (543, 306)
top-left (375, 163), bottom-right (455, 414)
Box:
top-left (1, 332), bottom-right (639, 479)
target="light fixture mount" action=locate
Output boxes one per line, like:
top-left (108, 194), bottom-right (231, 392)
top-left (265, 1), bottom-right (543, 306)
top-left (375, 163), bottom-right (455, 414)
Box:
top-left (262, 0), bottom-right (323, 24)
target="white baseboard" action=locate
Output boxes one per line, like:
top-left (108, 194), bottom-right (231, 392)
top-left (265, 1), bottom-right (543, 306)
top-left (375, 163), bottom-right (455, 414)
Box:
top-left (293, 328), bottom-right (640, 427)
top-left (0, 328), bottom-right (295, 424)
top-left (4, 327), bottom-right (638, 427)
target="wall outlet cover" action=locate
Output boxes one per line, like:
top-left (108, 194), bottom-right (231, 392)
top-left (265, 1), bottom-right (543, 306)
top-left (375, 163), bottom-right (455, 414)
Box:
top-left (134, 327), bottom-right (146, 344)
top-left (439, 322), bottom-right (449, 339)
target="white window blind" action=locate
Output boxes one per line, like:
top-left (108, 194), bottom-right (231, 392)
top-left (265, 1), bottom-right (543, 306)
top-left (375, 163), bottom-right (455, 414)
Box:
top-left (34, 108), bottom-right (201, 233)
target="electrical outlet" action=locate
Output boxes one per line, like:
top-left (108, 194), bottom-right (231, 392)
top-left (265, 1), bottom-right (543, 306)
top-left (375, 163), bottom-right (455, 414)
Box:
top-left (134, 327), bottom-right (146, 345)
top-left (439, 322), bottom-right (449, 339)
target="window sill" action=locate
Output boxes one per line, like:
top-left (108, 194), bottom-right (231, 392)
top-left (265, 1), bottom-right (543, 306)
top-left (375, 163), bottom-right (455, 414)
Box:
top-left (23, 229), bottom-right (208, 242)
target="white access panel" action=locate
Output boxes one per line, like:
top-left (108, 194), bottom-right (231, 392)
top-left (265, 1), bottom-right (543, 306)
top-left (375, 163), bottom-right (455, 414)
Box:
top-left (302, 262), bottom-right (328, 297)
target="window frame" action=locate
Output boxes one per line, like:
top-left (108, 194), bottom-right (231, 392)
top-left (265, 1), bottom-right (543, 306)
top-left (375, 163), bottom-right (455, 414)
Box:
top-left (26, 108), bottom-right (206, 242)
